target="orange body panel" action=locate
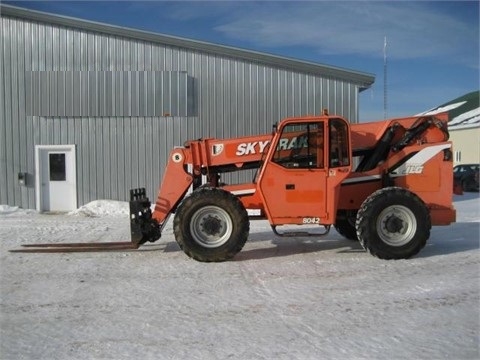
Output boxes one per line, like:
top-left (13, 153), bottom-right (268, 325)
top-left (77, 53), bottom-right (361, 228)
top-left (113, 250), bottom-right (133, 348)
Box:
top-left (222, 183), bottom-right (264, 212)
top-left (185, 134), bottom-right (272, 169)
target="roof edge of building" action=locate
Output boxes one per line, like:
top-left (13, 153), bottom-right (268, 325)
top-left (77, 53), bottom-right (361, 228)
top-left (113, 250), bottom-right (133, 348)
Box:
top-left (449, 123), bottom-right (480, 131)
top-left (1, 4), bottom-right (375, 88)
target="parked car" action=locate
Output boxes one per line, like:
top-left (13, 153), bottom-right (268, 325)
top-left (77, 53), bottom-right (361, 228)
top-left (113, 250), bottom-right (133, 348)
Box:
top-left (453, 164), bottom-right (479, 192)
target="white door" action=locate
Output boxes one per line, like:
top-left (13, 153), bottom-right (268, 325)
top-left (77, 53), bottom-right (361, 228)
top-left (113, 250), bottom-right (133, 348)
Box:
top-left (35, 145), bottom-right (77, 212)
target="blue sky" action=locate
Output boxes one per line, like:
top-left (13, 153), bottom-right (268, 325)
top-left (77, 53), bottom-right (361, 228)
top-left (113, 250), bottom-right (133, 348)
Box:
top-left (4, 1), bottom-right (479, 121)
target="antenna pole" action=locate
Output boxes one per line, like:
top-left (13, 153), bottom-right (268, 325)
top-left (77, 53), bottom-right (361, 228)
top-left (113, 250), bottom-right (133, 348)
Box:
top-left (383, 36), bottom-right (388, 119)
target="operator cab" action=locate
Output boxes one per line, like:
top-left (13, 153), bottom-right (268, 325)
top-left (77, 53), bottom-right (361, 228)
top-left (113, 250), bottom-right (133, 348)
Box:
top-left (257, 116), bottom-right (352, 227)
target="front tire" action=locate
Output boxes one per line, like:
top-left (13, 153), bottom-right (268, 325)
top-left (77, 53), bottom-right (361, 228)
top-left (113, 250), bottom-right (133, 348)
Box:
top-left (174, 188), bottom-right (249, 262)
top-left (356, 187), bottom-right (431, 260)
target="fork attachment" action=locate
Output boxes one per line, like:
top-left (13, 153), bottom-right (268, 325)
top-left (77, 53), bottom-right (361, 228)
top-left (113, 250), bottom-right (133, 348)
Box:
top-left (9, 188), bottom-right (162, 253)
top-left (129, 188), bottom-right (161, 245)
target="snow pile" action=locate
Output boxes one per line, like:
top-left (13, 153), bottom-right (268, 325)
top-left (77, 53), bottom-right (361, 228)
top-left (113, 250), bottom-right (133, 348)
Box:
top-left (0, 205), bottom-right (37, 216)
top-left (68, 200), bottom-right (129, 217)
top-left (0, 205), bottom-right (19, 214)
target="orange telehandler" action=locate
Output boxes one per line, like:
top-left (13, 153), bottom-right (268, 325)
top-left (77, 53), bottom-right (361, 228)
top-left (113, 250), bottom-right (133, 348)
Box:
top-left (127, 112), bottom-right (455, 261)
top-left (13, 113), bottom-right (456, 260)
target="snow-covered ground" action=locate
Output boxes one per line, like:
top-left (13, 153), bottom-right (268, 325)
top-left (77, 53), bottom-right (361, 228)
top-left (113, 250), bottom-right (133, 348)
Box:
top-left (1, 193), bottom-right (479, 359)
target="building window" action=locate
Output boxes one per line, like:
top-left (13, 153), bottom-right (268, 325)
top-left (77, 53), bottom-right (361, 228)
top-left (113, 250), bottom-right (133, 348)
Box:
top-left (49, 153), bottom-right (66, 181)
top-left (455, 151), bottom-right (462, 163)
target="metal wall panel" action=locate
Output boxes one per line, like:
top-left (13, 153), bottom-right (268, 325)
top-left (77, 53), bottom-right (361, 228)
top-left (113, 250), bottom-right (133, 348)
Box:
top-left (26, 71), bottom-right (189, 117)
top-left (1, 12), bottom-right (369, 209)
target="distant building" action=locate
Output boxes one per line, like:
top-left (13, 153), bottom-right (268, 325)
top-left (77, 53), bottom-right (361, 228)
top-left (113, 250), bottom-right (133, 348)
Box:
top-left (0, 5), bottom-right (374, 211)
top-left (418, 91), bottom-right (480, 166)
top-left (448, 92), bottom-right (480, 166)
top-left (450, 126), bottom-right (480, 165)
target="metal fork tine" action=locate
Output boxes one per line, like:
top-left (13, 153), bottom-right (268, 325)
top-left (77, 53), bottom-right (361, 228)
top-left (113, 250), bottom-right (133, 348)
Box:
top-left (10, 242), bottom-right (140, 253)
top-left (21, 241), bottom-right (134, 248)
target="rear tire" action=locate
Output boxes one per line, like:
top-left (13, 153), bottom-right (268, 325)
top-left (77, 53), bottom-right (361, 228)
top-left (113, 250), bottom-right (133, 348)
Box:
top-left (334, 210), bottom-right (358, 241)
top-left (356, 187), bottom-right (431, 260)
top-left (174, 188), bottom-right (249, 262)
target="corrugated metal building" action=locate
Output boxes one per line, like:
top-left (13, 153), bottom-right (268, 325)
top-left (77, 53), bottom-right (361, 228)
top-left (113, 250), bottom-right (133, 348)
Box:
top-left (0, 5), bottom-right (375, 211)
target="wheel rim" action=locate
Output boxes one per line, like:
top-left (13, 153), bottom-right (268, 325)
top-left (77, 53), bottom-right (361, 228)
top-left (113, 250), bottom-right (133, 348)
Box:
top-left (190, 206), bottom-right (233, 248)
top-left (376, 205), bottom-right (416, 247)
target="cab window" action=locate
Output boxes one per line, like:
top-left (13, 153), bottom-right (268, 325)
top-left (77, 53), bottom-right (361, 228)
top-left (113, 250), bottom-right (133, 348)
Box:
top-left (272, 122), bottom-right (324, 169)
top-left (329, 118), bottom-right (350, 168)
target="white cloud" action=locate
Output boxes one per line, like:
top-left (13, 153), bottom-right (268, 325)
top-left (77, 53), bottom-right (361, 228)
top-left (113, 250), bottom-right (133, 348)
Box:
top-left (213, 2), bottom-right (478, 66)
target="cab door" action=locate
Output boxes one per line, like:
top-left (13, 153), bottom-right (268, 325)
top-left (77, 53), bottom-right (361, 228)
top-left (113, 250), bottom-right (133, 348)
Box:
top-left (257, 118), bottom-right (351, 225)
